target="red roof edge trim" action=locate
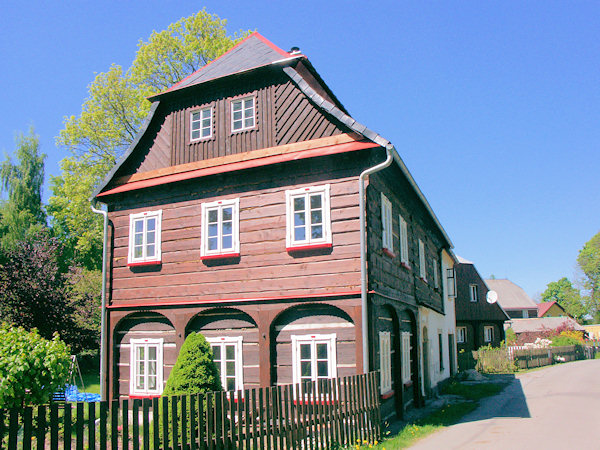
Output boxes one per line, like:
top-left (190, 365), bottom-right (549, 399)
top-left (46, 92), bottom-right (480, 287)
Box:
top-left (97, 140), bottom-right (379, 197)
top-left (106, 290), bottom-right (362, 310)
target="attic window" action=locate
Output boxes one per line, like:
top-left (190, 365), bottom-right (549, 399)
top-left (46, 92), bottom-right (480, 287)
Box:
top-left (191, 107), bottom-right (212, 141)
top-left (231, 97), bottom-right (255, 132)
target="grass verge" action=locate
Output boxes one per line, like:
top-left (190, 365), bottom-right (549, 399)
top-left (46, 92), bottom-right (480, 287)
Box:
top-left (362, 380), bottom-right (508, 449)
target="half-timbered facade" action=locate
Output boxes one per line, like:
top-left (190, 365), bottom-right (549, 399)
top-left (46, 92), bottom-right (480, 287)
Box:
top-left (93, 33), bottom-right (456, 419)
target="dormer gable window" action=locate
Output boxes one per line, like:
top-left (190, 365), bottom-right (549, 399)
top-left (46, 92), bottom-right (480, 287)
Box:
top-left (191, 107), bottom-right (212, 141)
top-left (231, 97), bottom-right (255, 132)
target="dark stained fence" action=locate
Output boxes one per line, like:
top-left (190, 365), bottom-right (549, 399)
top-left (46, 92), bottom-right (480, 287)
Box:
top-left (0, 372), bottom-right (380, 449)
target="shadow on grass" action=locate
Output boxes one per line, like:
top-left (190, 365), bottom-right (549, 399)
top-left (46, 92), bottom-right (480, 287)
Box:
top-left (456, 375), bottom-right (531, 422)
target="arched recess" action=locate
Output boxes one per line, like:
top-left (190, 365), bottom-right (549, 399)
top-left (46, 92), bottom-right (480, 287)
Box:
top-left (376, 304), bottom-right (402, 419)
top-left (186, 308), bottom-right (259, 390)
top-left (270, 303), bottom-right (355, 386)
top-left (398, 308), bottom-right (419, 408)
top-left (113, 311), bottom-right (175, 399)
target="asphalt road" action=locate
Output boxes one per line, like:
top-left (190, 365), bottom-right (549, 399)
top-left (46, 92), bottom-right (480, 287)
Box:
top-left (410, 359), bottom-right (600, 449)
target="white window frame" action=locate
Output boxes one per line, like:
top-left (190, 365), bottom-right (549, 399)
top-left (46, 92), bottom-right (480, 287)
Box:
top-left (291, 334), bottom-right (337, 392)
top-left (399, 214), bottom-right (409, 265)
top-left (446, 268), bottom-right (456, 298)
top-left (484, 326), bottom-right (494, 343)
top-left (130, 338), bottom-right (164, 396)
top-left (470, 284), bottom-right (479, 302)
top-left (128, 210), bottom-right (162, 265)
top-left (379, 331), bottom-right (392, 394)
top-left (457, 326), bottom-right (467, 344)
top-left (201, 198), bottom-right (240, 258)
top-left (381, 193), bottom-right (393, 253)
top-left (206, 336), bottom-right (244, 392)
top-left (231, 97), bottom-right (255, 132)
top-left (190, 107), bottom-right (212, 141)
top-left (433, 258), bottom-right (440, 289)
top-left (285, 185), bottom-right (332, 249)
top-left (401, 332), bottom-right (412, 384)
top-left (418, 239), bottom-right (426, 281)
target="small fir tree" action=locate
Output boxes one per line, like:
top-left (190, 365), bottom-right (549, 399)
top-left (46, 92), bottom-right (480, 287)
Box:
top-left (163, 332), bottom-right (222, 396)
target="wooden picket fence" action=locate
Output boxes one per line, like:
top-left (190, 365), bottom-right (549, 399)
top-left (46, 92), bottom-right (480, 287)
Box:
top-left (0, 372), bottom-right (380, 449)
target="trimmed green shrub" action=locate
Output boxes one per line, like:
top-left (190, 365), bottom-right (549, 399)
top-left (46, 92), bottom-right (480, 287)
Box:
top-left (0, 324), bottom-right (71, 408)
top-left (163, 332), bottom-right (221, 396)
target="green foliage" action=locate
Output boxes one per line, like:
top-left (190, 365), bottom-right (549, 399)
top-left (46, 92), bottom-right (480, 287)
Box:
top-left (550, 333), bottom-right (584, 347)
top-left (474, 345), bottom-right (516, 373)
top-left (51, 11), bottom-right (251, 271)
top-left (131, 9), bottom-right (250, 91)
top-left (163, 332), bottom-right (221, 396)
top-left (541, 277), bottom-right (587, 322)
top-left (504, 327), bottom-right (517, 346)
top-left (0, 324), bottom-right (71, 408)
top-left (64, 267), bottom-right (102, 349)
top-left (577, 231), bottom-right (600, 321)
top-left (0, 128), bottom-right (46, 251)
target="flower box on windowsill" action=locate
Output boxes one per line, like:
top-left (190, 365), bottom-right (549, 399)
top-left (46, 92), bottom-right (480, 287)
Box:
top-left (127, 260), bottom-right (161, 268)
top-left (200, 253), bottom-right (241, 261)
top-left (382, 248), bottom-right (396, 259)
top-left (286, 243), bottom-right (332, 253)
top-left (403, 380), bottom-right (413, 388)
top-left (380, 390), bottom-right (395, 400)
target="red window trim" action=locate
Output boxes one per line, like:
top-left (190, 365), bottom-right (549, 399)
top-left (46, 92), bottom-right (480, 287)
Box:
top-left (127, 260), bottom-right (162, 267)
top-left (129, 394), bottom-right (161, 399)
top-left (381, 390), bottom-right (395, 400)
top-left (200, 252), bottom-right (241, 261)
top-left (382, 248), bottom-right (396, 258)
top-left (404, 380), bottom-right (413, 388)
top-left (400, 262), bottom-right (411, 270)
top-left (286, 243), bottom-right (333, 253)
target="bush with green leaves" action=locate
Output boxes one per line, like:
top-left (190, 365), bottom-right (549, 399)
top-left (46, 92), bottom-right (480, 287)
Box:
top-left (163, 332), bottom-right (221, 396)
top-left (0, 324), bottom-right (71, 408)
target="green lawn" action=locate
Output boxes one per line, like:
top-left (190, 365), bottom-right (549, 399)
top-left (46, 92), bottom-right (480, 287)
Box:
top-left (76, 367), bottom-right (100, 394)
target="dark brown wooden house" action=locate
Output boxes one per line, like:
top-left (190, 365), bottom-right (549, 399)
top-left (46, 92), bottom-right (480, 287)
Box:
top-left (454, 257), bottom-right (508, 352)
top-left (92, 33), bottom-right (455, 419)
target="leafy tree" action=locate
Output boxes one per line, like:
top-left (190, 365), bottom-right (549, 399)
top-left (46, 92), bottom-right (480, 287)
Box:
top-left (577, 231), bottom-right (600, 321)
top-left (0, 128), bottom-right (46, 251)
top-left (0, 324), bottom-right (71, 408)
top-left (0, 231), bottom-right (77, 347)
top-left (541, 277), bottom-right (587, 322)
top-left (64, 266), bottom-right (102, 351)
top-left (49, 10), bottom-right (250, 270)
top-left (163, 332), bottom-right (221, 396)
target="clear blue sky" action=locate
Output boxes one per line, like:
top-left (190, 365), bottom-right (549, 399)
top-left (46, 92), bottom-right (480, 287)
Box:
top-left (0, 1), bottom-right (598, 299)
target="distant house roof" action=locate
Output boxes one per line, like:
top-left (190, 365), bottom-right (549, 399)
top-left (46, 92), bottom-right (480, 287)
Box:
top-left (485, 279), bottom-right (537, 310)
top-left (508, 317), bottom-right (585, 333)
top-left (537, 301), bottom-right (568, 317)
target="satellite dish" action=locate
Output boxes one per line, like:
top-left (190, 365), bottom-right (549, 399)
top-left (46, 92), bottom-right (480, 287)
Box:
top-left (487, 290), bottom-right (498, 304)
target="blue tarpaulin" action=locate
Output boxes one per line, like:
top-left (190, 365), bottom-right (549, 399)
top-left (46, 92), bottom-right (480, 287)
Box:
top-left (62, 385), bottom-right (101, 402)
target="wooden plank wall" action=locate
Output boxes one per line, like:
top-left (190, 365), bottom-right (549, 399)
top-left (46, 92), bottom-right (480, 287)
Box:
top-left (108, 153), bottom-right (368, 306)
top-left (455, 263), bottom-right (508, 321)
top-left (114, 313), bottom-right (177, 398)
top-left (367, 168), bottom-right (445, 312)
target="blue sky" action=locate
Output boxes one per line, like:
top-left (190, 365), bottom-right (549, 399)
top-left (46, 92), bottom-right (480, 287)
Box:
top-left (0, 1), bottom-right (598, 298)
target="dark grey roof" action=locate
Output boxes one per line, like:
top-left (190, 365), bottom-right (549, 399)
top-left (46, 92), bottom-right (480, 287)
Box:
top-left (155, 33), bottom-right (292, 98)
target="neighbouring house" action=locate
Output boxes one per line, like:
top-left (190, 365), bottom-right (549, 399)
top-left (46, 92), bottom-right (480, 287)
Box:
top-left (584, 324), bottom-right (600, 340)
top-left (454, 257), bottom-right (508, 352)
top-left (508, 317), bottom-right (585, 343)
top-left (537, 301), bottom-right (570, 318)
top-left (485, 279), bottom-right (538, 319)
top-left (92, 32), bottom-right (457, 420)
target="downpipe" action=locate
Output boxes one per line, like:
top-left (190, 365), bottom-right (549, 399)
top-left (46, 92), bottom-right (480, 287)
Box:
top-left (91, 200), bottom-right (108, 401)
top-left (359, 144), bottom-right (394, 372)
